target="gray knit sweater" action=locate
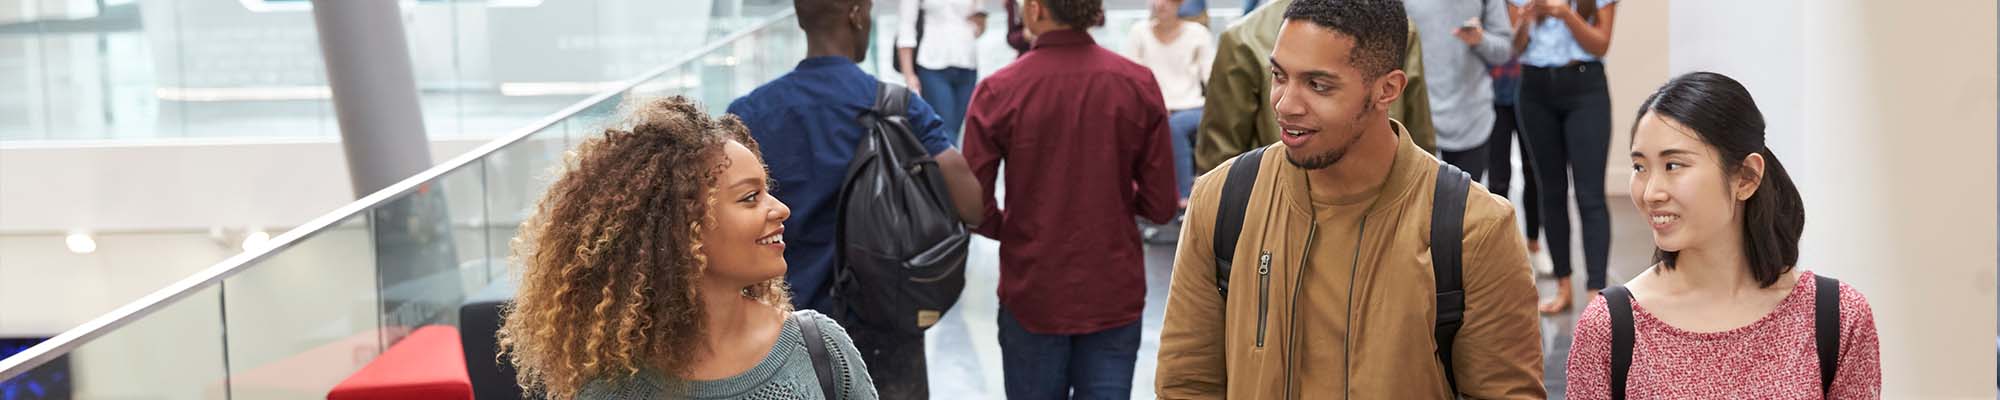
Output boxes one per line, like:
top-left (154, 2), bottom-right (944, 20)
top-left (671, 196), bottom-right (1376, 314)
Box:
top-left (576, 310), bottom-right (878, 400)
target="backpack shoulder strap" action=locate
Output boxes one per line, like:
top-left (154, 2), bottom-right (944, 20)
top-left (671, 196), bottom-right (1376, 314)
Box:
top-left (1212, 146), bottom-right (1270, 296)
top-left (1603, 285), bottom-right (1635, 400)
top-left (876, 82), bottom-right (911, 117)
top-left (1815, 274), bottom-right (1843, 395)
top-left (795, 312), bottom-right (840, 400)
top-left (1431, 161), bottom-right (1471, 394)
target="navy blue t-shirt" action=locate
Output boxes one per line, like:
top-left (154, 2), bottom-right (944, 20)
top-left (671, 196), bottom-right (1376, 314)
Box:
top-left (726, 56), bottom-right (954, 311)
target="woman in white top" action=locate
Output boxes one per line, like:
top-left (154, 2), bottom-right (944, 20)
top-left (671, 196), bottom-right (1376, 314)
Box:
top-left (1125, 0), bottom-right (1213, 243)
top-left (898, 0), bottom-right (987, 143)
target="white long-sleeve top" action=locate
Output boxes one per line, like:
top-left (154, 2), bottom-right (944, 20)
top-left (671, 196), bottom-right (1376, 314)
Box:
top-left (897, 0), bottom-right (982, 70)
top-left (1125, 20), bottom-right (1215, 111)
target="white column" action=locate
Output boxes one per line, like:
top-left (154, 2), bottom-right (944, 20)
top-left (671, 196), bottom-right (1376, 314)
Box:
top-left (310, 0), bottom-right (433, 197)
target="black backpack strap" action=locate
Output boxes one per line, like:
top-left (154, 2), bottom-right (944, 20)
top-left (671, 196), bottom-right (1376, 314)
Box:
top-left (795, 312), bottom-right (840, 400)
top-left (1603, 285), bottom-right (1635, 400)
top-left (1603, 278), bottom-right (1828, 398)
top-left (1212, 146), bottom-right (1270, 296)
top-left (1815, 274), bottom-right (1842, 395)
top-left (876, 82), bottom-right (911, 117)
top-left (1431, 161), bottom-right (1471, 394)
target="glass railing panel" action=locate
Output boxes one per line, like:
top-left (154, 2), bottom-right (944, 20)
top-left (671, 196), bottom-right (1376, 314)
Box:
top-left (218, 214), bottom-right (379, 400)
top-left (436, 158), bottom-right (498, 294)
top-left (402, 0), bottom-right (472, 139)
top-left (154, 0), bottom-right (337, 140)
top-left (367, 161), bottom-right (492, 333)
top-left (0, 24), bottom-right (48, 140)
top-left (482, 123), bottom-right (570, 273)
top-left (1, 0), bottom-right (789, 142)
top-left (1, 9), bottom-right (807, 396)
top-left (370, 162), bottom-right (494, 332)
top-left (564, 92), bottom-right (622, 145)
top-left (0, 285), bottom-right (228, 399)
top-left (1, 0), bottom-right (170, 141)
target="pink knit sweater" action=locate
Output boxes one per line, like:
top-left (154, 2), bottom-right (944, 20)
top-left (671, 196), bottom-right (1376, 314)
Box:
top-left (1564, 271), bottom-right (1881, 399)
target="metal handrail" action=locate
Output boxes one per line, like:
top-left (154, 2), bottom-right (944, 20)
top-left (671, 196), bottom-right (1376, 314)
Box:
top-left (0, 8), bottom-right (800, 380)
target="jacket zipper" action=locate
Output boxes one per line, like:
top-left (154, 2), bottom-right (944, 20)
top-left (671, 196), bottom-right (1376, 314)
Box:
top-left (1281, 223), bottom-right (1319, 400)
top-left (1342, 216), bottom-right (1368, 400)
top-left (1255, 250), bottom-right (1272, 348)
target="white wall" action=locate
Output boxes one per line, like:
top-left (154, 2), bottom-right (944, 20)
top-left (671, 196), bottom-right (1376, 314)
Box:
top-left (1600, 0), bottom-right (1672, 196)
top-left (0, 138), bottom-right (492, 338)
top-left (0, 231), bottom-right (233, 337)
top-left (0, 138), bottom-right (487, 234)
top-left (1666, 0), bottom-right (1998, 397)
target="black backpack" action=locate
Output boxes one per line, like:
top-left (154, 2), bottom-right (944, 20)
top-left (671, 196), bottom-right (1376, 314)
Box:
top-left (1600, 274), bottom-right (1843, 399)
top-left (830, 83), bottom-right (970, 335)
top-left (1211, 146), bottom-right (1477, 394)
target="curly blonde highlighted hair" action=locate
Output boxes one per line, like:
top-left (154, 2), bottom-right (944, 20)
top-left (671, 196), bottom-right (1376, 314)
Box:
top-left (497, 96), bottom-right (791, 399)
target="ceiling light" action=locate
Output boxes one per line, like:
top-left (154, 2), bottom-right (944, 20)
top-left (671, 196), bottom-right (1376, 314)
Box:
top-left (65, 233), bottom-right (97, 254)
top-left (241, 230), bottom-right (271, 252)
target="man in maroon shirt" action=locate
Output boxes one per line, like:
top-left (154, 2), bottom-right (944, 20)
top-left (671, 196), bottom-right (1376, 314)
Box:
top-left (961, 0), bottom-right (1177, 397)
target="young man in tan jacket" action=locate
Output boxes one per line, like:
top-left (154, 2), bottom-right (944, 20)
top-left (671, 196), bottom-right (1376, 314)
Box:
top-left (1192, 0), bottom-right (1436, 176)
top-left (1155, 0), bottom-right (1544, 398)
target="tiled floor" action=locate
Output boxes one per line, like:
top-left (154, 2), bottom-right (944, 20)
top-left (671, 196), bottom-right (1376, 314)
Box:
top-left (922, 188), bottom-right (1657, 400)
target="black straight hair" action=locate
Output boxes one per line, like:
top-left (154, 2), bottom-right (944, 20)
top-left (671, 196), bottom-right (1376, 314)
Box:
top-left (1633, 71), bottom-right (1805, 288)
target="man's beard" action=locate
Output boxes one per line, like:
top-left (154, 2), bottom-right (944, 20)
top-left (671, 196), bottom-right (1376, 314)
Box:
top-left (1286, 102), bottom-right (1375, 170)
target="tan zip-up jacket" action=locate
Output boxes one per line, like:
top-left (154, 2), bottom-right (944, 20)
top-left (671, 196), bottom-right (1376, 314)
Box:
top-left (1157, 122), bottom-right (1545, 399)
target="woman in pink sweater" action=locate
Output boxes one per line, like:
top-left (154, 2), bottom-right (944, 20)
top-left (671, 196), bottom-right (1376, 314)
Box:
top-left (1563, 72), bottom-right (1881, 399)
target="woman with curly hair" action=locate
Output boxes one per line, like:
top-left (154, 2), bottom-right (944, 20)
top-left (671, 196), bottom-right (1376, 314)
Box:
top-left (498, 96), bottom-right (878, 400)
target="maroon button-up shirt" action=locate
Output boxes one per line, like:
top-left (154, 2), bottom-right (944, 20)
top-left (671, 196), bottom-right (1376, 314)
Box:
top-left (963, 29), bottom-right (1178, 335)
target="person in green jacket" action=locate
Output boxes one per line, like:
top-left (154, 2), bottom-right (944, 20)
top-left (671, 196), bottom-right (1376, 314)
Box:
top-left (1193, 0), bottom-right (1435, 175)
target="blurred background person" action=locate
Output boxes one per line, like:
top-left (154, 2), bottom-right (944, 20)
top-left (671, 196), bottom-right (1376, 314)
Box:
top-left (1126, 0), bottom-right (1216, 244)
top-left (1405, 0), bottom-right (1513, 180)
top-left (1511, 0), bottom-right (1619, 315)
top-left (899, 0), bottom-right (990, 143)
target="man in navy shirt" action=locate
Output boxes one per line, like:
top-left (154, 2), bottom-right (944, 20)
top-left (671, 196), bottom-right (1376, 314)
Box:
top-left (726, 0), bottom-right (984, 397)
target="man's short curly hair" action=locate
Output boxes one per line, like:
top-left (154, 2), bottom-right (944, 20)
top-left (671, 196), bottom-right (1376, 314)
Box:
top-left (497, 96), bottom-right (790, 399)
top-left (1041, 0), bottom-right (1105, 28)
top-left (1283, 0), bottom-right (1408, 79)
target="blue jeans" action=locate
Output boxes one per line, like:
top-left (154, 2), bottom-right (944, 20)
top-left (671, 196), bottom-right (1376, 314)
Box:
top-left (998, 308), bottom-right (1141, 400)
top-left (916, 66), bottom-right (976, 143)
top-left (1169, 108), bottom-right (1203, 199)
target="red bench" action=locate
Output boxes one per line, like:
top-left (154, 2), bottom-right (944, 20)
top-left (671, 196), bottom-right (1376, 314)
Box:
top-left (327, 325), bottom-right (474, 400)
